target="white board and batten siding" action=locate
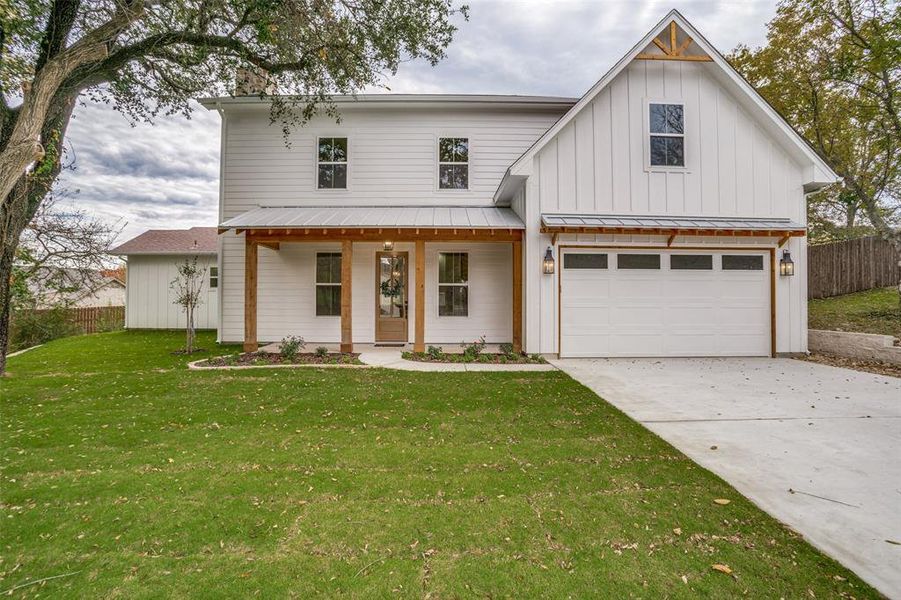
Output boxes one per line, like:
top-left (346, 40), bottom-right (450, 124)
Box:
top-left (125, 255), bottom-right (219, 329)
top-left (522, 60), bottom-right (808, 355)
top-left (218, 104), bottom-right (565, 344)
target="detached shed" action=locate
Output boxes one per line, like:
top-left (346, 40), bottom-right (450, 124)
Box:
top-left (111, 227), bottom-right (219, 329)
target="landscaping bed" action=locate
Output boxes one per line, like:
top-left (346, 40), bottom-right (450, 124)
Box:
top-left (403, 350), bottom-right (545, 364)
top-left (196, 351), bottom-right (362, 367)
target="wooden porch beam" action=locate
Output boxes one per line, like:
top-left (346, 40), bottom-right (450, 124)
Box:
top-left (512, 239), bottom-right (523, 354)
top-left (340, 240), bottom-right (353, 353)
top-left (414, 239), bottom-right (425, 353)
top-left (244, 238), bottom-right (258, 352)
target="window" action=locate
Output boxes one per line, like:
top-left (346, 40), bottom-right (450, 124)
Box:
top-left (209, 266), bottom-right (219, 288)
top-left (438, 252), bottom-right (468, 316)
top-left (670, 254), bottom-right (712, 270)
top-left (317, 137), bottom-right (347, 189)
top-left (722, 255), bottom-right (764, 271)
top-left (617, 254), bottom-right (661, 269)
top-left (315, 252), bottom-right (342, 316)
top-left (438, 137), bottom-right (469, 189)
top-left (649, 103), bottom-right (684, 167)
top-left (564, 253), bottom-right (608, 269)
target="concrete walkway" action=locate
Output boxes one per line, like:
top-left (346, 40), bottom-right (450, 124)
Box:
top-left (359, 347), bottom-right (556, 372)
top-left (552, 357), bottom-right (901, 598)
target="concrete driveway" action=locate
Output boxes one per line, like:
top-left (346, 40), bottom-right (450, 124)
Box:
top-left (552, 357), bottom-right (901, 597)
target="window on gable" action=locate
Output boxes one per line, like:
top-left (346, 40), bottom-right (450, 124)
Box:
top-left (438, 252), bottom-right (468, 316)
top-left (209, 266), bottom-right (219, 289)
top-left (649, 103), bottom-right (685, 167)
top-left (315, 252), bottom-right (342, 316)
top-left (438, 137), bottom-right (469, 189)
top-left (317, 137), bottom-right (348, 189)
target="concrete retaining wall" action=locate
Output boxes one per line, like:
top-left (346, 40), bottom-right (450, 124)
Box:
top-left (808, 329), bottom-right (901, 365)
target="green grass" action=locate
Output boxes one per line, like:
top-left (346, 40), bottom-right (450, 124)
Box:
top-left (809, 286), bottom-right (901, 337)
top-left (0, 331), bottom-right (878, 598)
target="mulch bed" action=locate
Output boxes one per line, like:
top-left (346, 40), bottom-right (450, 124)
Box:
top-left (403, 351), bottom-right (546, 365)
top-left (196, 351), bottom-right (362, 367)
top-left (795, 352), bottom-right (901, 378)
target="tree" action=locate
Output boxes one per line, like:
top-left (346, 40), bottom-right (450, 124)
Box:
top-left (170, 256), bottom-right (205, 353)
top-left (728, 0), bottom-right (901, 248)
top-left (0, 0), bottom-right (467, 373)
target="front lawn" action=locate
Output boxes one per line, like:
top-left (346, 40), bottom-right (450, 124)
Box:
top-left (0, 331), bottom-right (878, 597)
top-left (809, 286), bottom-right (900, 338)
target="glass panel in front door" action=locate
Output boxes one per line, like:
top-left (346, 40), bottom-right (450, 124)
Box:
top-left (379, 255), bottom-right (406, 318)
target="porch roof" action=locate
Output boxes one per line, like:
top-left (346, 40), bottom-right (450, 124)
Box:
top-left (541, 213), bottom-right (806, 236)
top-left (220, 206), bottom-right (525, 231)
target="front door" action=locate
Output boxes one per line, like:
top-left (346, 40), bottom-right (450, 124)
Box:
top-left (375, 252), bottom-right (409, 342)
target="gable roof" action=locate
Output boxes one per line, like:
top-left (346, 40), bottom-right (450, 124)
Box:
top-left (501, 9), bottom-right (839, 197)
top-left (111, 227), bottom-right (218, 256)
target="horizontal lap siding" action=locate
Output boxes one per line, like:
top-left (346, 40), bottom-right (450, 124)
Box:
top-left (221, 108), bottom-right (565, 220)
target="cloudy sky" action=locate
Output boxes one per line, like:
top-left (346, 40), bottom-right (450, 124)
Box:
top-left (56, 0), bottom-right (779, 243)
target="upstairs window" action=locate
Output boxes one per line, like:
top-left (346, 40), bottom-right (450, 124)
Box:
top-left (317, 137), bottom-right (347, 189)
top-left (649, 103), bottom-right (684, 167)
top-left (438, 137), bottom-right (469, 189)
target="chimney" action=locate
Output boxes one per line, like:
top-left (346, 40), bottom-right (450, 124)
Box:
top-left (234, 67), bottom-right (273, 96)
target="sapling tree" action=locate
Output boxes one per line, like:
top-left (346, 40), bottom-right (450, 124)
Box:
top-left (170, 256), bottom-right (205, 353)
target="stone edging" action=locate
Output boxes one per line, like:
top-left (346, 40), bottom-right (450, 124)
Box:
top-left (8, 344), bottom-right (43, 358)
top-left (358, 352), bottom-right (558, 372)
top-left (808, 329), bottom-right (901, 366)
top-left (187, 357), bottom-right (371, 370)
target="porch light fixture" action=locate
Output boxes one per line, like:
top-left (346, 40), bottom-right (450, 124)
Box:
top-left (543, 246), bottom-right (556, 275)
top-left (383, 241), bottom-right (394, 252)
top-left (779, 249), bottom-right (795, 276)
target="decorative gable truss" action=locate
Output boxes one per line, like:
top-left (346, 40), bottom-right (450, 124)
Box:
top-left (636, 21), bottom-right (712, 62)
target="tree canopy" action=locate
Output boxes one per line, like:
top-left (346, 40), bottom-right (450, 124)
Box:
top-left (728, 0), bottom-right (901, 246)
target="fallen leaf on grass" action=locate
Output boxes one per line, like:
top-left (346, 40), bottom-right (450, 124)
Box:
top-left (681, 575), bottom-right (688, 584)
top-left (713, 498), bottom-right (731, 505)
top-left (712, 564), bottom-right (733, 575)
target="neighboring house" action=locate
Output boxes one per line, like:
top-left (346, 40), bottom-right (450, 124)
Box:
top-left (27, 267), bottom-right (126, 309)
top-left (110, 227), bottom-right (219, 329)
top-left (201, 10), bottom-right (838, 358)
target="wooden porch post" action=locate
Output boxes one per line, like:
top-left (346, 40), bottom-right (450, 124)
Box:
top-left (512, 238), bottom-right (522, 353)
top-left (340, 240), bottom-right (353, 352)
top-left (244, 237), bottom-right (258, 352)
top-left (414, 239), bottom-right (425, 352)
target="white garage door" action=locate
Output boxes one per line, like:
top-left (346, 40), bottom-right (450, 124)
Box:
top-left (560, 249), bottom-right (771, 357)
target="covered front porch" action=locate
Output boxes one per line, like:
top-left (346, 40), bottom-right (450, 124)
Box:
top-left (219, 207), bottom-right (524, 354)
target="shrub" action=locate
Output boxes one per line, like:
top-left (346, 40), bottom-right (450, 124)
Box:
top-left (9, 307), bottom-right (79, 352)
top-left (315, 346), bottom-right (329, 358)
top-left (530, 353), bottom-right (543, 363)
top-left (426, 345), bottom-right (443, 360)
top-left (280, 335), bottom-right (305, 360)
top-left (499, 342), bottom-right (514, 357)
top-left (461, 336), bottom-right (486, 361)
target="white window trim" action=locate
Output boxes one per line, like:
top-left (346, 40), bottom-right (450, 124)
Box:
top-left (435, 135), bottom-right (471, 192)
top-left (315, 135), bottom-right (350, 191)
top-left (209, 266), bottom-right (219, 289)
top-left (643, 99), bottom-right (689, 173)
top-left (436, 251), bottom-right (469, 317)
top-left (314, 251), bottom-right (342, 317)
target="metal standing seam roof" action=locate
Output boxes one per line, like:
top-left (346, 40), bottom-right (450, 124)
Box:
top-left (541, 214), bottom-right (806, 231)
top-left (220, 206), bottom-right (526, 230)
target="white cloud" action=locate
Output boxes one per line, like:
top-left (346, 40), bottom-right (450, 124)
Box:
top-left (56, 0), bottom-right (778, 243)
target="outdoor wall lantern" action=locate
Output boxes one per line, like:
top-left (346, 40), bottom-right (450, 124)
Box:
top-left (383, 241), bottom-right (394, 252)
top-left (543, 246), bottom-right (556, 275)
top-left (779, 249), bottom-right (795, 276)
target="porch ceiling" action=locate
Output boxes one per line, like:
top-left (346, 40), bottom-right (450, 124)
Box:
top-left (220, 206), bottom-right (525, 231)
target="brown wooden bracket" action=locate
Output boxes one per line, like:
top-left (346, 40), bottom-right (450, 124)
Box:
top-left (777, 234), bottom-right (791, 247)
top-left (257, 241), bottom-right (280, 251)
top-left (551, 232), bottom-right (559, 245)
top-left (667, 233), bottom-right (677, 247)
top-left (636, 21), bottom-right (712, 62)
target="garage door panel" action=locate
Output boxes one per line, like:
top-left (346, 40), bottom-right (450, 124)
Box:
top-left (561, 250), bottom-right (770, 357)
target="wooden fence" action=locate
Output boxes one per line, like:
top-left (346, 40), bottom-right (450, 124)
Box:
top-left (67, 305), bottom-right (125, 333)
top-left (808, 236), bottom-right (900, 299)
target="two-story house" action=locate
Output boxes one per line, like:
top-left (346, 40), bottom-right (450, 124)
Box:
top-left (201, 10), bottom-right (838, 358)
